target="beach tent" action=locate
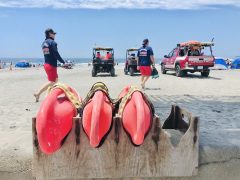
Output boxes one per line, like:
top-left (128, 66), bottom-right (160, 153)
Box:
top-left (231, 58), bottom-right (240, 69)
top-left (211, 58), bottom-right (228, 70)
top-left (15, 60), bottom-right (31, 68)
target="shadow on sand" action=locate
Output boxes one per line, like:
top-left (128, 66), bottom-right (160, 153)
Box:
top-left (145, 87), bottom-right (161, 91)
top-left (165, 72), bottom-right (222, 80)
top-left (94, 74), bottom-right (118, 77)
top-left (126, 73), bottom-right (141, 77)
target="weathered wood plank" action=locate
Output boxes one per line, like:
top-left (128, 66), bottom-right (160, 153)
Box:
top-left (32, 105), bottom-right (199, 179)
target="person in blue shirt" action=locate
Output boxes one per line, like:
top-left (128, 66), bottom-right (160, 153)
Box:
top-left (137, 38), bottom-right (155, 89)
top-left (34, 28), bottom-right (67, 102)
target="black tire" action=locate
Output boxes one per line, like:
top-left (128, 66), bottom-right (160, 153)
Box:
top-left (92, 67), bottom-right (97, 77)
top-left (110, 67), bottom-right (115, 77)
top-left (124, 67), bottom-right (128, 75)
top-left (175, 64), bottom-right (184, 77)
top-left (201, 70), bottom-right (210, 77)
top-left (161, 64), bottom-right (167, 74)
top-left (129, 67), bottom-right (134, 76)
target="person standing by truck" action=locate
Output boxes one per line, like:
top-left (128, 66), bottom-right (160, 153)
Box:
top-left (34, 28), bottom-right (67, 102)
top-left (137, 38), bottom-right (155, 89)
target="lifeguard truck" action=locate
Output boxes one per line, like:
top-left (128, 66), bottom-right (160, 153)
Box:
top-left (161, 41), bottom-right (215, 77)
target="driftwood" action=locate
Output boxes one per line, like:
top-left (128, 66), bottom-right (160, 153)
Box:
top-left (32, 105), bottom-right (199, 179)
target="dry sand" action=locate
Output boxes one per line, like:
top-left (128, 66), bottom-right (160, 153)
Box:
top-left (0, 64), bottom-right (240, 180)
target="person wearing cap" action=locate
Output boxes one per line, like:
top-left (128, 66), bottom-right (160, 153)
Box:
top-left (137, 38), bottom-right (155, 89)
top-left (105, 51), bottom-right (112, 60)
top-left (34, 28), bottom-right (66, 102)
top-left (188, 45), bottom-right (200, 56)
top-left (96, 52), bottom-right (101, 59)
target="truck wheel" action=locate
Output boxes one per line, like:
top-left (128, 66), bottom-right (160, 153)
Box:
top-left (92, 67), bottom-right (97, 77)
top-left (161, 64), bottom-right (167, 74)
top-left (175, 64), bottom-right (184, 77)
top-left (129, 67), bottom-right (134, 76)
top-left (201, 70), bottom-right (210, 77)
top-left (110, 67), bottom-right (115, 77)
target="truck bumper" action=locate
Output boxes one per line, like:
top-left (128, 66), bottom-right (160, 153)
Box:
top-left (183, 65), bottom-right (213, 71)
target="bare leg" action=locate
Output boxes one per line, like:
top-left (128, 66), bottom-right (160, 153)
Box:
top-left (34, 79), bottom-right (58, 102)
top-left (141, 76), bottom-right (145, 89)
top-left (142, 76), bottom-right (150, 89)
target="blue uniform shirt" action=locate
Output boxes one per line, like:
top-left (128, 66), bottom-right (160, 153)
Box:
top-left (137, 46), bottom-right (154, 66)
top-left (42, 38), bottom-right (65, 67)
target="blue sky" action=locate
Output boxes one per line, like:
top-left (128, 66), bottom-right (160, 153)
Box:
top-left (0, 0), bottom-right (240, 59)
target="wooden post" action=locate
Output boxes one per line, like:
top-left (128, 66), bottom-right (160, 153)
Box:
top-left (32, 105), bottom-right (199, 179)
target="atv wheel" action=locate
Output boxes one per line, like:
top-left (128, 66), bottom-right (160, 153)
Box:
top-left (201, 70), bottom-right (210, 77)
top-left (110, 67), bottom-right (115, 77)
top-left (124, 67), bottom-right (128, 75)
top-left (161, 64), bottom-right (167, 74)
top-left (129, 67), bottom-right (134, 76)
top-left (92, 67), bottom-right (97, 77)
top-left (175, 64), bottom-right (184, 77)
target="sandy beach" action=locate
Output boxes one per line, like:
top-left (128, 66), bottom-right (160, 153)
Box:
top-left (0, 64), bottom-right (240, 180)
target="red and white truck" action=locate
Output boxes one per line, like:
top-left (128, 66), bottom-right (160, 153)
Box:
top-left (161, 41), bottom-right (215, 77)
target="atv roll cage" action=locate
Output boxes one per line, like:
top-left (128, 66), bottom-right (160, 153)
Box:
top-left (93, 47), bottom-right (114, 60)
top-left (126, 48), bottom-right (138, 59)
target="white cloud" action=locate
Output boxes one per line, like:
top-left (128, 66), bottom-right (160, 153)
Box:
top-left (0, 0), bottom-right (239, 9)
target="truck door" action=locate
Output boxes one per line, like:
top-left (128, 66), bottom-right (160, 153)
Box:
top-left (165, 49), bottom-right (174, 68)
top-left (169, 48), bottom-right (178, 68)
top-left (166, 48), bottom-right (178, 69)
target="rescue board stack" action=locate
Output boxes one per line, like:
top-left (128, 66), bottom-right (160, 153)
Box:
top-left (33, 82), bottom-right (199, 179)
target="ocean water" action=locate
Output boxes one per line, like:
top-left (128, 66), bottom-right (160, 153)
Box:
top-left (0, 58), bottom-right (126, 65)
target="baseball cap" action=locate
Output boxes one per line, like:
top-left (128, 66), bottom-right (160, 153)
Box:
top-left (45, 28), bottom-right (57, 35)
top-left (142, 38), bottom-right (149, 45)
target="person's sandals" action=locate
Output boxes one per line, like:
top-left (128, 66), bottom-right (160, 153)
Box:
top-left (34, 94), bottom-right (39, 102)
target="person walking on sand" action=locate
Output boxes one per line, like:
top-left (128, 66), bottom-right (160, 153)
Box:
top-left (34, 28), bottom-right (67, 102)
top-left (9, 62), bottom-right (12, 71)
top-left (137, 38), bottom-right (155, 89)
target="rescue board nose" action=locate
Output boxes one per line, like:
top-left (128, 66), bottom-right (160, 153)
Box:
top-left (82, 91), bottom-right (113, 148)
top-left (36, 85), bottom-right (80, 154)
top-left (119, 86), bottom-right (152, 146)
